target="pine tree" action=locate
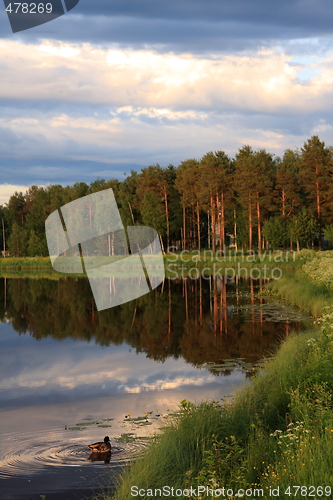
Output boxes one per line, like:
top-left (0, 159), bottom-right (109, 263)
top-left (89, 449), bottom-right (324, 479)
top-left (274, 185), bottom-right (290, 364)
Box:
top-left (28, 230), bottom-right (43, 257)
top-left (234, 147), bottom-right (274, 253)
top-left (234, 146), bottom-right (257, 252)
top-left (253, 149), bottom-right (275, 253)
top-left (275, 150), bottom-right (302, 218)
top-left (199, 151), bottom-right (233, 253)
top-left (136, 165), bottom-right (172, 250)
top-left (7, 222), bottom-right (28, 256)
top-left (141, 191), bottom-right (166, 252)
top-left (299, 136), bottom-right (333, 250)
top-left (175, 159), bottom-right (201, 250)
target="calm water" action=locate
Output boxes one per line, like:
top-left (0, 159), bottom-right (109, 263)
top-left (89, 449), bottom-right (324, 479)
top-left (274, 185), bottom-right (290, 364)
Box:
top-left (0, 276), bottom-right (309, 500)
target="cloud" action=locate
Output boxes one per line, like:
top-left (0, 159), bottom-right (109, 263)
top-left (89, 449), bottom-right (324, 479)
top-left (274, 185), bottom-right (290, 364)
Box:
top-left (3, 40), bottom-right (333, 115)
top-left (1, 13), bottom-right (333, 186)
top-left (0, 184), bottom-right (32, 205)
top-left (2, 1), bottom-right (333, 53)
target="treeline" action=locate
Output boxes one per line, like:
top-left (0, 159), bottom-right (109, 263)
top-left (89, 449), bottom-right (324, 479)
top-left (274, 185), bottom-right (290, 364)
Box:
top-left (0, 277), bottom-right (290, 364)
top-left (1, 135), bottom-right (333, 257)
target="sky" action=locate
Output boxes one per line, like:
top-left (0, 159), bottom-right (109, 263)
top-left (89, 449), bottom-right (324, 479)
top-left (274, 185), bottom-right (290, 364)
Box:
top-left (1, 0), bottom-right (333, 204)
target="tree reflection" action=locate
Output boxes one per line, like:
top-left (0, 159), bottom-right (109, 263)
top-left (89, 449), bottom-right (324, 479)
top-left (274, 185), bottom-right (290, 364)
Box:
top-left (0, 276), bottom-right (305, 366)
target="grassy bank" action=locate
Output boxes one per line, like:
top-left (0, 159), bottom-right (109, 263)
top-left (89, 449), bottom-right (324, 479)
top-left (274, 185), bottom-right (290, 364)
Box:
top-left (108, 310), bottom-right (333, 500)
top-left (0, 257), bottom-right (82, 279)
top-left (0, 251), bottom-right (300, 279)
top-left (0, 257), bottom-right (53, 270)
top-left (0, 249), bottom-right (323, 268)
top-left (265, 274), bottom-right (332, 317)
top-left (0, 251), bottom-right (299, 268)
top-left (264, 250), bottom-right (333, 317)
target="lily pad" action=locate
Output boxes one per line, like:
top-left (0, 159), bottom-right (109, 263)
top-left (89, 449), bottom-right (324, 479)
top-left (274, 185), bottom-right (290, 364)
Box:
top-left (210, 367), bottom-right (230, 372)
top-left (124, 415), bottom-right (150, 422)
top-left (76, 421), bottom-right (99, 426)
top-left (115, 433), bottom-right (137, 443)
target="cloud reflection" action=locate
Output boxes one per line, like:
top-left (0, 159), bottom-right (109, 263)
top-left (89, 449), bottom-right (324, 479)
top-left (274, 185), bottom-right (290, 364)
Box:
top-left (0, 331), bottom-right (230, 406)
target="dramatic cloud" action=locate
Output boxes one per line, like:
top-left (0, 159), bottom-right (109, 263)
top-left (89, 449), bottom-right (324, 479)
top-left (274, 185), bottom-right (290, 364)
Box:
top-left (1, 1), bottom-right (333, 200)
top-left (2, 1), bottom-right (333, 52)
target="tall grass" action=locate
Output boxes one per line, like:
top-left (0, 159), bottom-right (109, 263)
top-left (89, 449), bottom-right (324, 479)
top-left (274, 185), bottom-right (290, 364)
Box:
top-left (108, 310), bottom-right (333, 500)
top-left (0, 257), bottom-right (52, 270)
top-left (266, 273), bottom-right (332, 317)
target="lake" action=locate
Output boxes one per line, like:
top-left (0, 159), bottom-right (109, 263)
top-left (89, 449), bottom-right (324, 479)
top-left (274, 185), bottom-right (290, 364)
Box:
top-left (0, 275), bottom-right (309, 500)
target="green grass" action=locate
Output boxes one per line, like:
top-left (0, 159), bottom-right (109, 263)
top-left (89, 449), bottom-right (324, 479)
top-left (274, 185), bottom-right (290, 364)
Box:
top-left (260, 250), bottom-right (333, 317)
top-left (0, 257), bottom-right (86, 279)
top-left (0, 257), bottom-right (53, 270)
top-left (0, 251), bottom-right (300, 280)
top-left (105, 310), bottom-right (333, 500)
top-left (264, 273), bottom-right (332, 317)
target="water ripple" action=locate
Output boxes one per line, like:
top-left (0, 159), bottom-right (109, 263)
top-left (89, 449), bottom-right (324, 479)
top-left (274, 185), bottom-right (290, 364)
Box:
top-left (0, 428), bottom-right (146, 480)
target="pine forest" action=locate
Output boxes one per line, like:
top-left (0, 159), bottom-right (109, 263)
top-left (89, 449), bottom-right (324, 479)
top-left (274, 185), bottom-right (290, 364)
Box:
top-left (1, 135), bottom-right (333, 257)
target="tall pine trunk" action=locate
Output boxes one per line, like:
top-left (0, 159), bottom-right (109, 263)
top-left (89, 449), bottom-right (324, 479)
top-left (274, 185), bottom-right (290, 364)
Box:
top-left (316, 179), bottom-right (322, 250)
top-left (183, 207), bottom-right (186, 250)
top-left (220, 192), bottom-right (225, 251)
top-left (163, 187), bottom-right (170, 252)
top-left (248, 195), bottom-right (253, 252)
top-left (196, 202), bottom-right (201, 252)
top-left (257, 198), bottom-right (262, 254)
top-left (210, 191), bottom-right (216, 253)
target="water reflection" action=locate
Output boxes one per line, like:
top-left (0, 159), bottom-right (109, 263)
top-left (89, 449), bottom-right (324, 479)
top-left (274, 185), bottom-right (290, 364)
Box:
top-left (0, 276), bottom-right (308, 500)
top-left (0, 276), bottom-right (306, 365)
top-left (88, 451), bottom-right (111, 463)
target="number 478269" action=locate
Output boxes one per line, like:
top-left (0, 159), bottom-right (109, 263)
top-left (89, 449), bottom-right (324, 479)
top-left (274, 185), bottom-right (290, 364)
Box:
top-left (5, 3), bottom-right (53, 14)
top-left (284, 486), bottom-right (332, 496)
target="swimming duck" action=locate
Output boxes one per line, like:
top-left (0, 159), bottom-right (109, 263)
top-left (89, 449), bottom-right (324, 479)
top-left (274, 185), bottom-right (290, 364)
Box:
top-left (88, 436), bottom-right (111, 452)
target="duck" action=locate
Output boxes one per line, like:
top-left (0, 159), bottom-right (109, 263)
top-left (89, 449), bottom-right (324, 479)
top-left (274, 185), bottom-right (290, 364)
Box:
top-left (88, 436), bottom-right (111, 453)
